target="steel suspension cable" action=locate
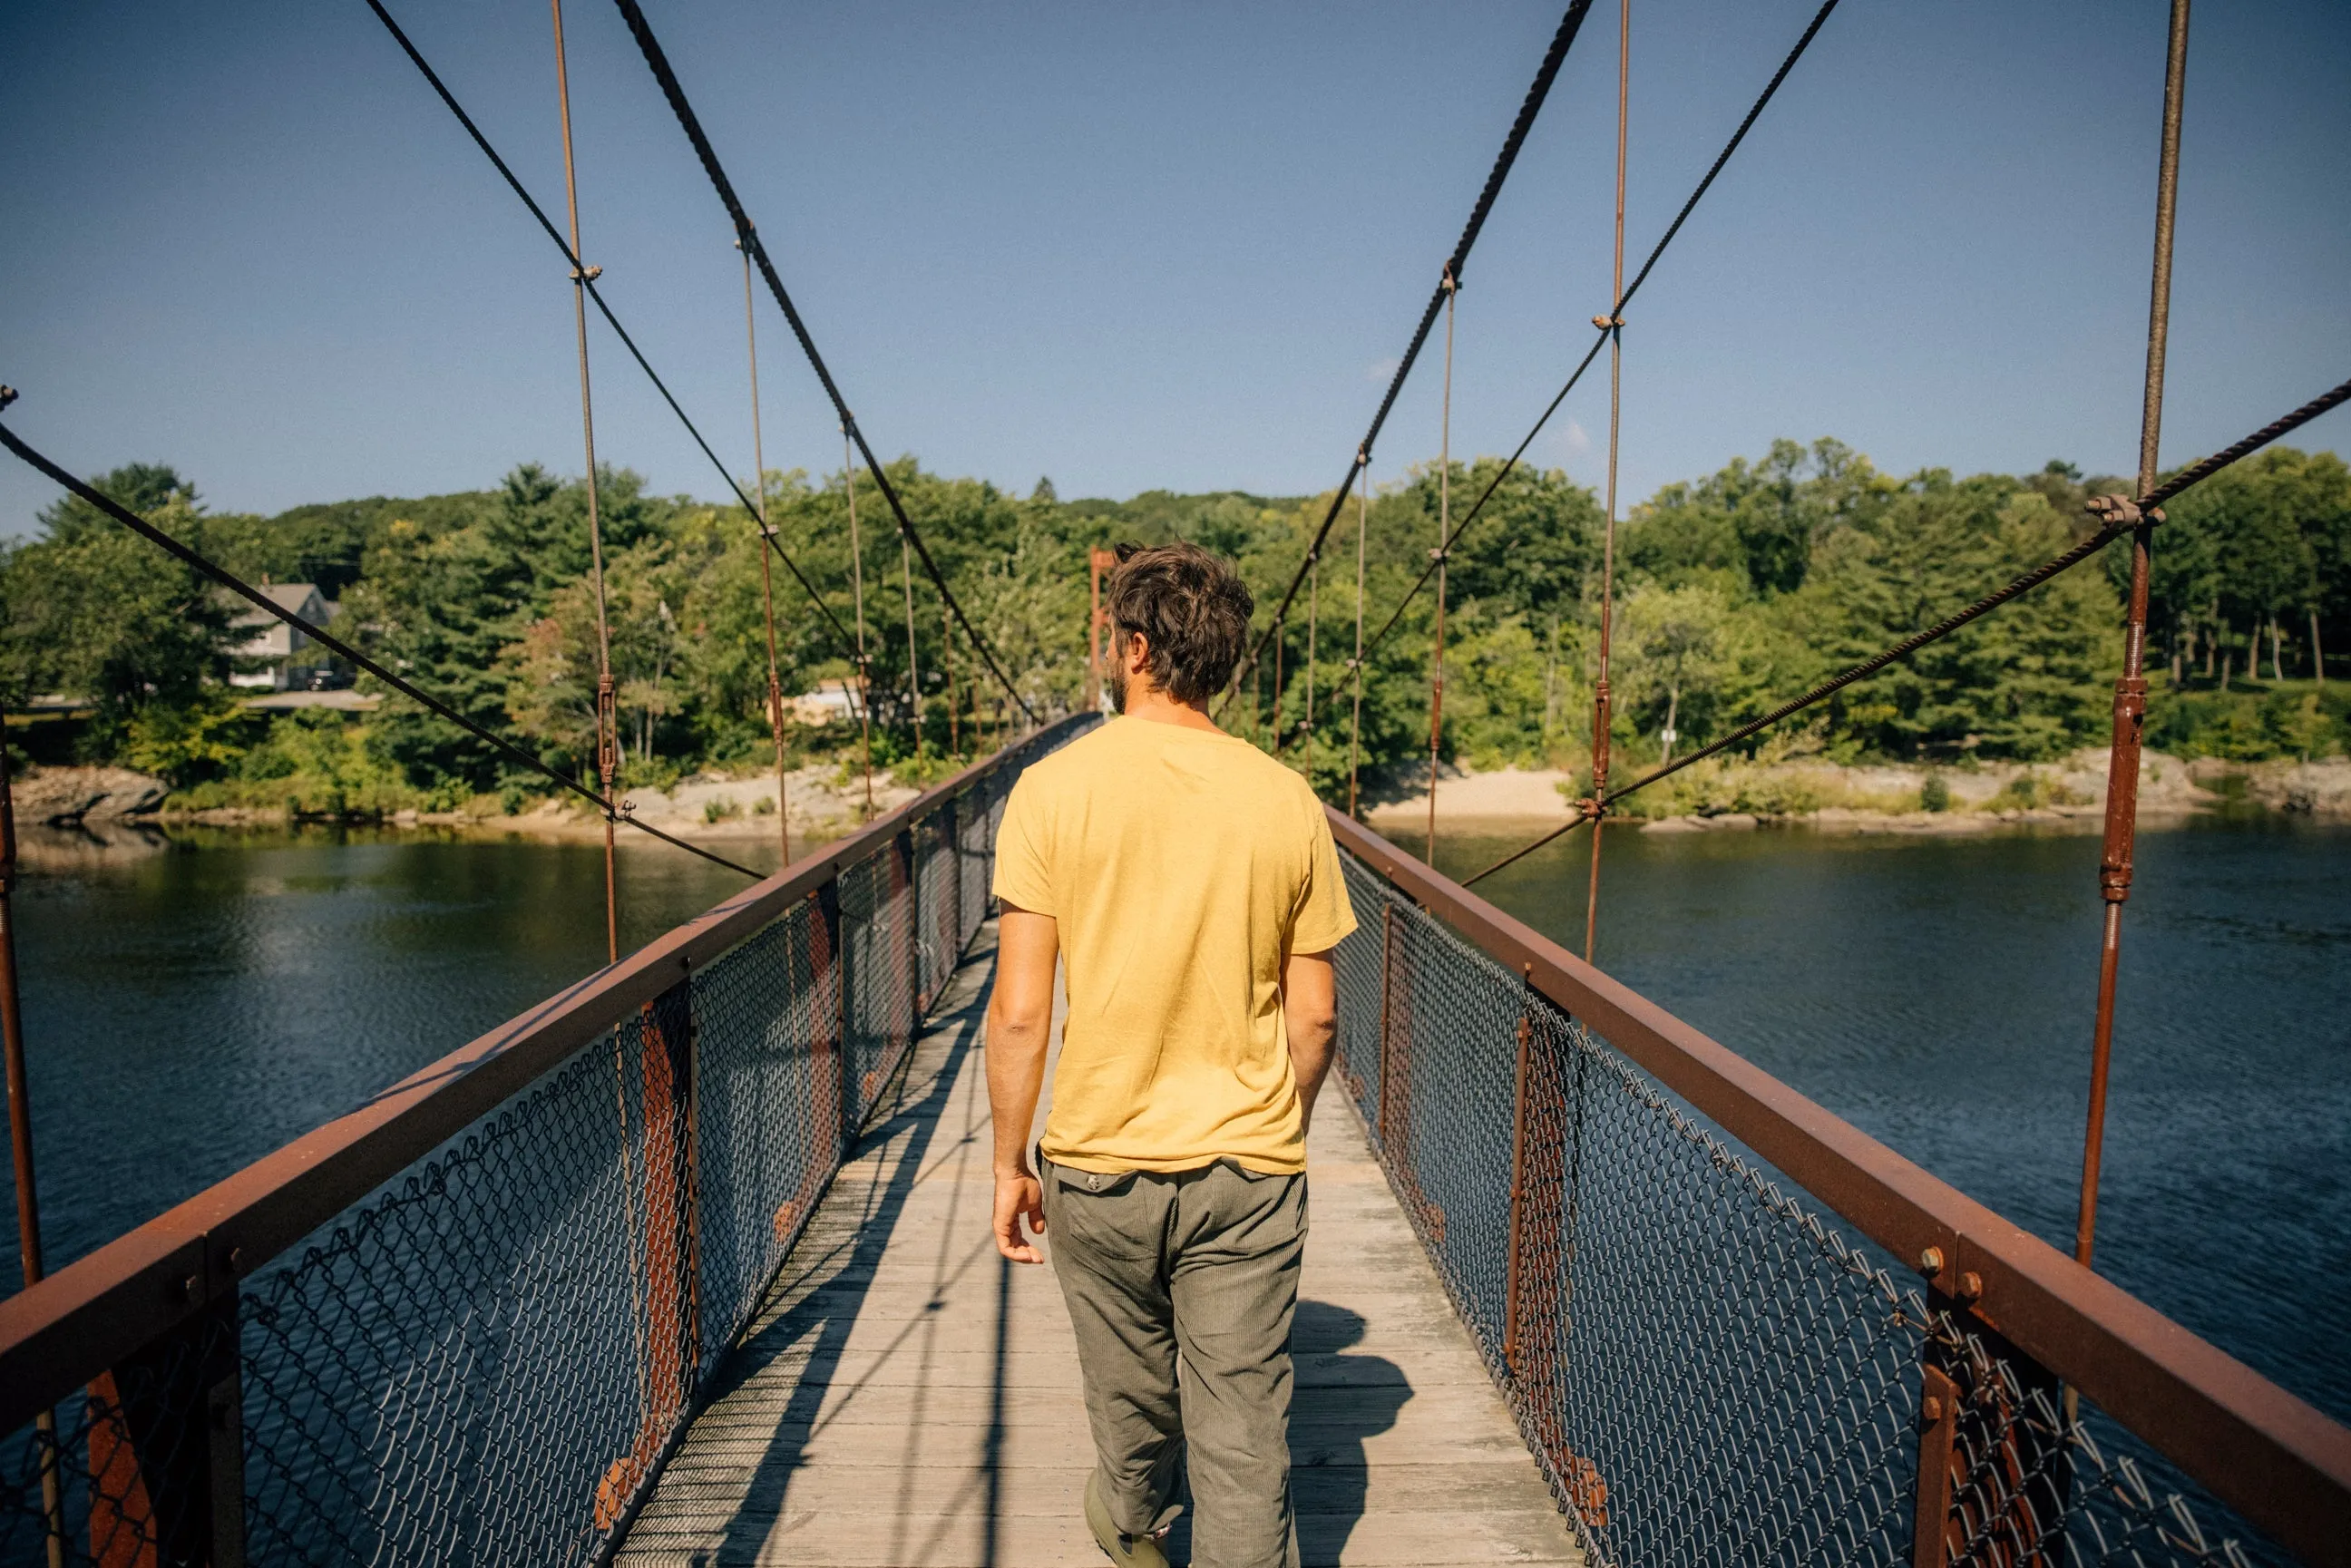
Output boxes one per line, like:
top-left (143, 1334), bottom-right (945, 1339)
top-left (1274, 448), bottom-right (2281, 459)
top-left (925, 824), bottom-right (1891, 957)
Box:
top-left (608, 0), bottom-right (1037, 726)
top-left (0, 413), bottom-right (765, 883)
top-left (550, 0), bottom-right (623, 966)
top-left (1584, 0), bottom-right (1631, 964)
top-left (1460, 368), bottom-right (2351, 889)
top-left (1221, 0), bottom-right (1599, 716)
top-left (1348, 457), bottom-right (1371, 814)
top-left (1351, 0), bottom-right (1843, 682)
top-left (1304, 541), bottom-right (1319, 767)
top-left (358, 0), bottom-right (856, 663)
top-left (844, 431), bottom-right (875, 813)
top-left (900, 534), bottom-right (923, 765)
top-left (741, 239), bottom-right (792, 864)
top-left (942, 598), bottom-right (959, 757)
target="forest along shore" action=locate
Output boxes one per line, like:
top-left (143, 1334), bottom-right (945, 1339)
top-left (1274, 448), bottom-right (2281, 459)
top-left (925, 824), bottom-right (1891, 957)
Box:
top-left (1358, 748), bottom-right (2351, 834)
top-left (18, 747), bottom-right (2351, 858)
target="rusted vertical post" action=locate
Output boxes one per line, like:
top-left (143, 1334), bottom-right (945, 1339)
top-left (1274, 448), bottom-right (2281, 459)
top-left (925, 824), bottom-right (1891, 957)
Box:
top-left (2078, 0), bottom-right (2189, 1273)
top-left (1502, 988), bottom-right (1583, 1521)
top-left (1911, 1361), bottom-right (1959, 1568)
top-left (1503, 1009), bottom-right (1535, 1372)
top-left (1373, 893), bottom-right (1440, 1240)
top-left (0, 702), bottom-right (65, 1568)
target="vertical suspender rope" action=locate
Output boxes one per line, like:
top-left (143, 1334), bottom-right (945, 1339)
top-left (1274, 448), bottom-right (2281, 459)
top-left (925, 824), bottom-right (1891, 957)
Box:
top-left (1585, 0), bottom-right (1631, 965)
top-left (1426, 268), bottom-right (1458, 862)
top-left (551, 0), bottom-right (620, 968)
top-left (2077, 0), bottom-right (2190, 1276)
top-left (1304, 545), bottom-right (1319, 769)
top-left (1279, 610), bottom-right (1297, 761)
top-left (843, 430), bottom-right (874, 813)
top-left (1348, 455), bottom-right (1371, 816)
top-left (739, 237), bottom-right (791, 864)
top-left (942, 599), bottom-right (959, 757)
top-left (900, 534), bottom-right (923, 765)
top-left (0, 697), bottom-right (65, 1568)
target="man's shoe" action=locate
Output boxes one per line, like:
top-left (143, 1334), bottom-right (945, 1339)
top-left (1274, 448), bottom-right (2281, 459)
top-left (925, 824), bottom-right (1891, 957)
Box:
top-left (1085, 1471), bottom-right (1170, 1568)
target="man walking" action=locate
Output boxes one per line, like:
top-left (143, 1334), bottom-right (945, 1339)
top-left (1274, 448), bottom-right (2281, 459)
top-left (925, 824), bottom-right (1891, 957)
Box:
top-left (984, 542), bottom-right (1354, 1568)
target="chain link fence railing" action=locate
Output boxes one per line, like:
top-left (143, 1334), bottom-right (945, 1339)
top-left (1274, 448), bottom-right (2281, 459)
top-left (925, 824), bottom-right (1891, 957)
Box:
top-left (1331, 844), bottom-right (2298, 1568)
top-left (0, 716), bottom-right (1092, 1568)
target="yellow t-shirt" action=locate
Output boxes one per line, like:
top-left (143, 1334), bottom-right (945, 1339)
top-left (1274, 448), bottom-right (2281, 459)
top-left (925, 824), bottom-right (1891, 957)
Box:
top-left (991, 716), bottom-right (1357, 1175)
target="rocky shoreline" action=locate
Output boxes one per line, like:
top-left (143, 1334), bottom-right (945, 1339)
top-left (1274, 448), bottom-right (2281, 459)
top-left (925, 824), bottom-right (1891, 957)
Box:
top-left (1358, 749), bottom-right (2351, 836)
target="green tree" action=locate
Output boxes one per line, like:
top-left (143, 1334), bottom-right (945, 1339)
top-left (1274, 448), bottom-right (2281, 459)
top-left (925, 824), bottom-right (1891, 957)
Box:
top-left (0, 463), bottom-right (239, 759)
top-left (1796, 474), bottom-right (2115, 758)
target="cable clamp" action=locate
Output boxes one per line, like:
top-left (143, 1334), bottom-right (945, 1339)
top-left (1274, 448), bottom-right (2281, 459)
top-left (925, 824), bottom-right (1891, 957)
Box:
top-left (0, 385), bottom-right (15, 413)
top-left (2083, 494), bottom-right (2163, 528)
top-left (571, 264), bottom-right (603, 282)
top-left (1428, 547), bottom-right (1449, 563)
top-left (1592, 314), bottom-right (1623, 330)
top-left (1441, 264), bottom-right (1460, 294)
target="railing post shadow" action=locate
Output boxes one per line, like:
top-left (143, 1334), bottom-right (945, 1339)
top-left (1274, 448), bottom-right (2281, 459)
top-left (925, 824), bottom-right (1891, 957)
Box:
top-left (86, 1291), bottom-right (244, 1568)
top-left (1501, 993), bottom-right (1603, 1535)
top-left (595, 977), bottom-right (701, 1531)
top-left (1373, 898), bottom-right (1443, 1242)
top-left (818, 880), bottom-right (853, 1148)
top-left (1907, 1300), bottom-right (2068, 1567)
top-left (897, 826), bottom-right (920, 1043)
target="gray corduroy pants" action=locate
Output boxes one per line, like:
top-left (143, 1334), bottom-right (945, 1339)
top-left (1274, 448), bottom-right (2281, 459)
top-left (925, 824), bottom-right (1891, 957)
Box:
top-left (1040, 1155), bottom-right (1306, 1568)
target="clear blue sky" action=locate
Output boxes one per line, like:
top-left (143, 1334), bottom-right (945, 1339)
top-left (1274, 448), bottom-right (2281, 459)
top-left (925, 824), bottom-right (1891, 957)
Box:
top-left (3, 0), bottom-right (2346, 538)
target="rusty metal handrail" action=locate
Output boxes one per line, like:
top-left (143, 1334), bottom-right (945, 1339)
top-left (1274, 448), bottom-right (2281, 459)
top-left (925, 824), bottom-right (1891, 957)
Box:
top-left (1327, 807), bottom-right (2351, 1567)
top-left (0, 716), bottom-right (1088, 1437)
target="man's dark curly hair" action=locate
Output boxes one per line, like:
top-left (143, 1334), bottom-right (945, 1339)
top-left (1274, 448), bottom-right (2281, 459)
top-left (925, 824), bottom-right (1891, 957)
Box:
top-left (1106, 541), bottom-right (1255, 705)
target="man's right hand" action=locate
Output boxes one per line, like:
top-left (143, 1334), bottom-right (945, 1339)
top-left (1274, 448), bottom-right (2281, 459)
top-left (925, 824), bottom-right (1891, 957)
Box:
top-left (993, 1168), bottom-right (1047, 1264)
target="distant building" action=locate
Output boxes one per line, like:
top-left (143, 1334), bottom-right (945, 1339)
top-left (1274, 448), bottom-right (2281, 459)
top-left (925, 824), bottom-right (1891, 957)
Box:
top-left (788, 678), bottom-right (862, 726)
top-left (225, 583), bottom-right (334, 691)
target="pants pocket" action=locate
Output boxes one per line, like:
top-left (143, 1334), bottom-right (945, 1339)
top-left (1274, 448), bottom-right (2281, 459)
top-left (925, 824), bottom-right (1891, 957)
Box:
top-left (1046, 1162), bottom-right (1156, 1261)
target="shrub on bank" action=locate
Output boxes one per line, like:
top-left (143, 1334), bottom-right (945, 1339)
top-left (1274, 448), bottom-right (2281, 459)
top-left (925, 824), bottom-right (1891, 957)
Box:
top-left (2144, 682), bottom-right (2348, 763)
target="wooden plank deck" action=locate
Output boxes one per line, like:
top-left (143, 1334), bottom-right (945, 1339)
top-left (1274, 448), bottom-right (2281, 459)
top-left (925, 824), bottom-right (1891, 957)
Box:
top-left (616, 924), bottom-right (1582, 1566)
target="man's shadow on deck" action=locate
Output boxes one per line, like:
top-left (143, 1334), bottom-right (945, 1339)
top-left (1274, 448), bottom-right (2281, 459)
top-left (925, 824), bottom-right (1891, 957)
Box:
top-left (1163, 1300), bottom-right (1410, 1567)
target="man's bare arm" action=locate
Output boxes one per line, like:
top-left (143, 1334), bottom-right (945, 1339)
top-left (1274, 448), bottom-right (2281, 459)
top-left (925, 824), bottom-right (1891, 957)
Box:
top-left (986, 903), bottom-right (1060, 1263)
top-left (1282, 949), bottom-right (1339, 1135)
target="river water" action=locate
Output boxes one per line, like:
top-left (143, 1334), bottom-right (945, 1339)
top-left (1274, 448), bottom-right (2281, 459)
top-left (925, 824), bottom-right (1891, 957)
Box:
top-left (6, 814), bottom-right (2348, 1424)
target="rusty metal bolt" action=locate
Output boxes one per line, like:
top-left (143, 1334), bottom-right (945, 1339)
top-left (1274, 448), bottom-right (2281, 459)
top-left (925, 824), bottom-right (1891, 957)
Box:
top-left (1920, 1394), bottom-right (1946, 1423)
top-left (1917, 1246), bottom-right (1944, 1276)
top-left (182, 1274), bottom-right (202, 1305)
top-left (228, 1246), bottom-right (245, 1275)
top-left (1956, 1271), bottom-right (1984, 1302)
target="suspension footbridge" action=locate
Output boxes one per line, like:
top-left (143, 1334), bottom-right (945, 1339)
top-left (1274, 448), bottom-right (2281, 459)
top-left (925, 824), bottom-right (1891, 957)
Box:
top-left (2, 1), bottom-right (2348, 1565)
